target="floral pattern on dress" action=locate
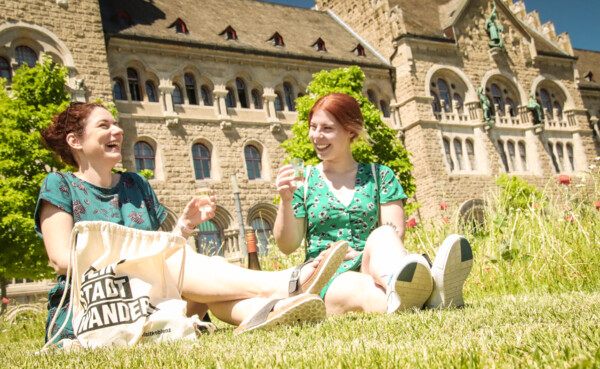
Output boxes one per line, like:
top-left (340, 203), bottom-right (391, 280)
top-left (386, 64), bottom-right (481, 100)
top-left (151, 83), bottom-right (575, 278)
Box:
top-left (292, 163), bottom-right (407, 260)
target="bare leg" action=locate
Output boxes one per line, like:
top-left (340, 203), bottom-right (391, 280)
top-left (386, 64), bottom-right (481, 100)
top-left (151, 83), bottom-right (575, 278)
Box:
top-left (186, 301), bottom-right (209, 319)
top-left (165, 246), bottom-right (324, 303)
top-left (323, 272), bottom-right (386, 315)
top-left (361, 225), bottom-right (409, 287)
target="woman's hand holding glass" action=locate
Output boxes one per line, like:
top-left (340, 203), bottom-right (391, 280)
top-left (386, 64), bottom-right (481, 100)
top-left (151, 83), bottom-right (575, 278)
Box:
top-left (180, 189), bottom-right (216, 230)
top-left (276, 164), bottom-right (304, 202)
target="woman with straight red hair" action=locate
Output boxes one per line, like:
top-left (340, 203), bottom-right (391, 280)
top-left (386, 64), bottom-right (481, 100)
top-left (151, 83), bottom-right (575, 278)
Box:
top-left (274, 92), bottom-right (474, 315)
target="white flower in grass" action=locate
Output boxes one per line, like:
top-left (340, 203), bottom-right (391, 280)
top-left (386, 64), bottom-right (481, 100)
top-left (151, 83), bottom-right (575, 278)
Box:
top-left (590, 165), bottom-right (597, 169)
top-left (558, 218), bottom-right (565, 222)
top-left (576, 184), bottom-right (585, 188)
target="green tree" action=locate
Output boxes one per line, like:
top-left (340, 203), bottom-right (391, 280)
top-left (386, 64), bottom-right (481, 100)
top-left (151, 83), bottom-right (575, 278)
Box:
top-left (281, 66), bottom-right (417, 211)
top-left (0, 55), bottom-right (70, 312)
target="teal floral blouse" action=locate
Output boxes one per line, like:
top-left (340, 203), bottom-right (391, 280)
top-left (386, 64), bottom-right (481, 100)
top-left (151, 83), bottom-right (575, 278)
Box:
top-left (292, 163), bottom-right (407, 260)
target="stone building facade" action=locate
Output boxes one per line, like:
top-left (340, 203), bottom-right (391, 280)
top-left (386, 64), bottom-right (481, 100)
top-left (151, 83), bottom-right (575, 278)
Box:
top-left (1, 0), bottom-right (599, 298)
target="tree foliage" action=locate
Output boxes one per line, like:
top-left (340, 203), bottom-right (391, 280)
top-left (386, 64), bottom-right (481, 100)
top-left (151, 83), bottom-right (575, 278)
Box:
top-left (280, 66), bottom-right (417, 212)
top-left (0, 54), bottom-right (70, 283)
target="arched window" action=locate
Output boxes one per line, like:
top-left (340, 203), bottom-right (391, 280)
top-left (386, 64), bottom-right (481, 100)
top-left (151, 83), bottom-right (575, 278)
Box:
top-left (554, 101), bottom-right (563, 121)
top-left (491, 83), bottom-right (504, 115)
top-left (507, 141), bottom-right (516, 171)
top-left (453, 93), bottom-right (463, 113)
top-left (556, 142), bottom-right (564, 171)
top-left (145, 81), bottom-right (158, 102)
top-left (367, 90), bottom-right (377, 107)
top-left (172, 84), bottom-right (183, 104)
top-left (431, 92), bottom-right (442, 113)
top-left (192, 143), bottom-right (211, 180)
top-left (0, 57), bottom-right (12, 84)
top-left (134, 141), bottom-right (155, 174)
top-left (438, 79), bottom-right (452, 112)
top-left (380, 100), bottom-right (391, 117)
top-left (518, 141), bottom-right (528, 171)
top-left (197, 220), bottom-right (222, 256)
top-left (245, 145), bottom-right (261, 180)
top-left (566, 143), bottom-right (574, 171)
top-left (225, 87), bottom-right (235, 108)
top-left (283, 82), bottom-right (295, 111)
top-left (453, 138), bottom-right (464, 170)
top-left (443, 138), bottom-right (454, 171)
top-left (113, 78), bottom-right (125, 100)
top-left (201, 85), bottom-right (212, 106)
top-left (283, 83), bottom-right (295, 111)
top-left (466, 139), bottom-right (476, 171)
top-left (236, 78), bottom-right (248, 108)
top-left (506, 98), bottom-right (516, 117)
top-left (15, 46), bottom-right (37, 68)
top-left (539, 88), bottom-right (552, 119)
top-left (497, 140), bottom-right (509, 172)
top-left (548, 143), bottom-right (560, 173)
top-left (274, 92), bottom-right (284, 111)
top-left (251, 89), bottom-right (262, 109)
top-left (185, 74), bottom-right (198, 105)
top-left (127, 68), bottom-right (142, 101)
top-left (251, 218), bottom-right (272, 256)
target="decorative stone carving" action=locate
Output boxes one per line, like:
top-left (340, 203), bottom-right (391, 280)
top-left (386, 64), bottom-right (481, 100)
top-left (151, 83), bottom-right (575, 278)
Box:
top-left (220, 120), bottom-right (232, 131)
top-left (165, 117), bottom-right (179, 128)
top-left (484, 4), bottom-right (503, 48)
top-left (477, 87), bottom-right (492, 123)
top-left (269, 123), bottom-right (282, 133)
top-left (527, 93), bottom-right (543, 124)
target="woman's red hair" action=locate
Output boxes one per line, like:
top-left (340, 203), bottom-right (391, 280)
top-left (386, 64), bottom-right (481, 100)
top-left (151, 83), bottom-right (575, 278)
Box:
top-left (41, 102), bottom-right (106, 167)
top-left (308, 93), bottom-right (365, 140)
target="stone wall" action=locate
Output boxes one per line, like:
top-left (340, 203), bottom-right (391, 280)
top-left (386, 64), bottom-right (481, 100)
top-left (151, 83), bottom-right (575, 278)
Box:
top-left (0, 0), bottom-right (112, 101)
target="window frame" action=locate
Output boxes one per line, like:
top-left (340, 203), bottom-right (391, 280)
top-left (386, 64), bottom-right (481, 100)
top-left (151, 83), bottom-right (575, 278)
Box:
top-left (134, 141), bottom-right (156, 175)
top-left (192, 142), bottom-right (211, 180)
top-left (244, 145), bottom-right (262, 180)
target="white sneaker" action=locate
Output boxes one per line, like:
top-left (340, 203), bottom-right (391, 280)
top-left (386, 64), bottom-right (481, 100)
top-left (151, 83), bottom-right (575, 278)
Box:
top-left (425, 234), bottom-right (473, 309)
top-left (386, 254), bottom-right (433, 314)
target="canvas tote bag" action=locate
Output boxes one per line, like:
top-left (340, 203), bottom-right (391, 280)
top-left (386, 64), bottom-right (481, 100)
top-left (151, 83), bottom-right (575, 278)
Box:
top-left (45, 221), bottom-right (214, 350)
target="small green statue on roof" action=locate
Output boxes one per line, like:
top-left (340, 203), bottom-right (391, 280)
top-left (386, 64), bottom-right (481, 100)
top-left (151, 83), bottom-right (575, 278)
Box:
top-left (527, 93), bottom-right (544, 124)
top-left (485, 3), bottom-right (503, 48)
top-left (477, 87), bottom-right (492, 122)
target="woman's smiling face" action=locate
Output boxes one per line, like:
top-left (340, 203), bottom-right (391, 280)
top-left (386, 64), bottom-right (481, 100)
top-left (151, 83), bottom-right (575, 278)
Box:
top-left (308, 109), bottom-right (354, 161)
top-left (75, 107), bottom-right (123, 165)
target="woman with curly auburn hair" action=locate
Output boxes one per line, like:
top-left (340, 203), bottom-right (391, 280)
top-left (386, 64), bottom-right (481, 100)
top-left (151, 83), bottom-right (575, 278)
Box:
top-left (36, 102), bottom-right (349, 342)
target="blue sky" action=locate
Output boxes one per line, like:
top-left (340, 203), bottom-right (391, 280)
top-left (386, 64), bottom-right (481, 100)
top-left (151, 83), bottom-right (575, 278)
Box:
top-left (258, 0), bottom-right (599, 51)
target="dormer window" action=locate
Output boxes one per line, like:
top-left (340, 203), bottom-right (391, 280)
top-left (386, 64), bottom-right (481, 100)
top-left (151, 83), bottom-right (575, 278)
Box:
top-left (312, 38), bottom-right (327, 52)
top-left (352, 44), bottom-right (366, 57)
top-left (585, 71), bottom-right (595, 82)
top-left (268, 32), bottom-right (285, 47)
top-left (116, 11), bottom-right (131, 27)
top-left (220, 26), bottom-right (238, 41)
top-left (169, 18), bottom-right (188, 34)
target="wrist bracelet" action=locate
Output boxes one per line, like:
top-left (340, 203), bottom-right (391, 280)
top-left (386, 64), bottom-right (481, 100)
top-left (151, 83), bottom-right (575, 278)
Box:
top-left (177, 218), bottom-right (195, 233)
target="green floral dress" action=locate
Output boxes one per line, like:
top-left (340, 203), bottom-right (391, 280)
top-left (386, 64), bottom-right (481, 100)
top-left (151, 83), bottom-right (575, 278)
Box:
top-left (292, 163), bottom-right (407, 297)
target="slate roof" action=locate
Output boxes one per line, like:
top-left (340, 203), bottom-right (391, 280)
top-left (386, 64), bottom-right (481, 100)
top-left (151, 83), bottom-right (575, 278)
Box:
top-left (574, 49), bottom-right (600, 89)
top-left (98, 0), bottom-right (389, 67)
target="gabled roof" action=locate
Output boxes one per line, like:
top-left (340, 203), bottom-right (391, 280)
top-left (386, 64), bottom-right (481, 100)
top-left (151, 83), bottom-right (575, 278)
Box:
top-left (390, 0), bottom-right (568, 56)
top-left (98, 0), bottom-right (389, 67)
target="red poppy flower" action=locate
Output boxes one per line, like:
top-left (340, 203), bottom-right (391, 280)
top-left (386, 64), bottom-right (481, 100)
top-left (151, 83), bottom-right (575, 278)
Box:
top-left (533, 203), bottom-right (540, 209)
top-left (557, 174), bottom-right (571, 185)
top-left (272, 261), bottom-right (281, 270)
top-left (440, 203), bottom-right (448, 211)
top-left (442, 217), bottom-right (449, 224)
top-left (2, 297), bottom-right (9, 304)
top-left (406, 218), bottom-right (417, 228)
top-left (594, 200), bottom-right (600, 211)
top-left (565, 215), bottom-right (575, 223)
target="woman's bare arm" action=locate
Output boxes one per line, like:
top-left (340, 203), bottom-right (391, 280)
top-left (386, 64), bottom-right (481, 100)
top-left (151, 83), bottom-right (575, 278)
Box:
top-left (39, 201), bottom-right (74, 275)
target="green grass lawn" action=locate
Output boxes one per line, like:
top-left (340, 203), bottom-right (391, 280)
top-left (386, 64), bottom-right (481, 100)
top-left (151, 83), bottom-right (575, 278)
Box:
top-left (2, 171), bottom-right (599, 367)
top-left (2, 291), bottom-right (599, 368)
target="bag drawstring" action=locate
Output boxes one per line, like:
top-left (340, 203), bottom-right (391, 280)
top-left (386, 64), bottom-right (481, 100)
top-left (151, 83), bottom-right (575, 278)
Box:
top-left (42, 223), bottom-right (81, 351)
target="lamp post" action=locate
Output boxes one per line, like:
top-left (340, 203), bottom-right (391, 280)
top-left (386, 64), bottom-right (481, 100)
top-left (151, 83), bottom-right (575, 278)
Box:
top-left (231, 173), bottom-right (247, 257)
